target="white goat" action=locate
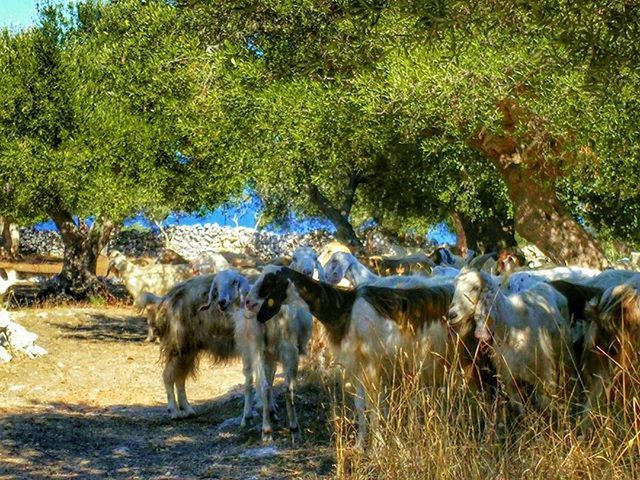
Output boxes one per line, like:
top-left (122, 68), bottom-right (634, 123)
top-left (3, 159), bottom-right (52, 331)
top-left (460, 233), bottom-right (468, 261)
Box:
top-left (108, 250), bottom-right (193, 341)
top-left (245, 266), bottom-right (454, 448)
top-left (448, 267), bottom-right (573, 417)
top-left (504, 266), bottom-right (601, 294)
top-left (324, 251), bottom-right (451, 289)
top-left (580, 269), bottom-right (640, 290)
top-left (289, 246), bottom-right (326, 281)
top-left (215, 252), bottom-right (314, 443)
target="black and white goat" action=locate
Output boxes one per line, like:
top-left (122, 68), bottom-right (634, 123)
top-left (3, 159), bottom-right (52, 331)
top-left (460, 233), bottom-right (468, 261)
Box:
top-left (245, 266), bottom-right (455, 447)
top-left (208, 256), bottom-right (314, 443)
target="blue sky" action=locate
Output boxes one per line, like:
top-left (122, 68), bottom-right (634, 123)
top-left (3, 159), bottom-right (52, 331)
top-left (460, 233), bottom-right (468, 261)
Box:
top-left (0, 1), bottom-right (39, 30)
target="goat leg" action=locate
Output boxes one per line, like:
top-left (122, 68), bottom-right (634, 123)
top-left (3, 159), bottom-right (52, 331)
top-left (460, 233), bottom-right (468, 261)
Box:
top-left (240, 352), bottom-right (255, 428)
top-left (176, 376), bottom-right (196, 417)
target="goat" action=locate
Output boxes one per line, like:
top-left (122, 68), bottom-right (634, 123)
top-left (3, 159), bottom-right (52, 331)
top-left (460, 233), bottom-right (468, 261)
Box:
top-left (317, 240), bottom-right (353, 267)
top-left (580, 280), bottom-right (640, 432)
top-left (0, 268), bottom-right (18, 303)
top-left (149, 272), bottom-right (244, 418)
top-left (369, 252), bottom-right (435, 276)
top-left (581, 269), bottom-right (639, 291)
top-left (547, 280), bottom-right (604, 367)
top-left (495, 249), bottom-right (527, 275)
top-left (289, 246), bottom-right (326, 281)
top-left (429, 246), bottom-right (466, 268)
top-left (324, 251), bottom-right (450, 289)
top-left (221, 252), bottom-right (314, 443)
top-left (448, 267), bottom-right (573, 418)
top-left (504, 266), bottom-right (601, 294)
top-left (245, 266), bottom-right (455, 447)
top-left (190, 252), bottom-right (231, 275)
top-left (156, 248), bottom-right (190, 265)
top-left (432, 265), bottom-right (461, 279)
top-left (468, 252), bottom-right (498, 271)
top-left (108, 250), bottom-right (193, 341)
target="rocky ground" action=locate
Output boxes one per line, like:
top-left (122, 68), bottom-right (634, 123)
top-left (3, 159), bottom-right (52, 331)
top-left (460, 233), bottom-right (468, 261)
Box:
top-left (0, 307), bottom-right (336, 480)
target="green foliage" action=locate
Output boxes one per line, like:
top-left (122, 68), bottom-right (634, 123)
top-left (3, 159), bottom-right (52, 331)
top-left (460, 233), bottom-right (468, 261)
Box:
top-left (0, 0), bottom-right (240, 230)
top-left (183, 0), bottom-right (640, 242)
top-left (2, 0), bottom-right (639, 248)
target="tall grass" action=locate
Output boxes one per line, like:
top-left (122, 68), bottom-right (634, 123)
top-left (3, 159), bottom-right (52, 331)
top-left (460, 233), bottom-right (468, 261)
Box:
top-left (327, 356), bottom-right (640, 479)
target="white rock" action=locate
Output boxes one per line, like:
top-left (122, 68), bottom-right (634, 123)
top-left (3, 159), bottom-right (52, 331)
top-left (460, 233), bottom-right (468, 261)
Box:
top-left (0, 345), bottom-right (12, 362)
top-left (240, 446), bottom-right (280, 459)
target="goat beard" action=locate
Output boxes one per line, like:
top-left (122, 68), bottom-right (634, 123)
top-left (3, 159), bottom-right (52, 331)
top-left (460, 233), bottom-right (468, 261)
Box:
top-left (474, 322), bottom-right (492, 343)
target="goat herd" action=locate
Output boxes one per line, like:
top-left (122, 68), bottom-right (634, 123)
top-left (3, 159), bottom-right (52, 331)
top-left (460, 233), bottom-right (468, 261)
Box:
top-left (107, 245), bottom-right (640, 448)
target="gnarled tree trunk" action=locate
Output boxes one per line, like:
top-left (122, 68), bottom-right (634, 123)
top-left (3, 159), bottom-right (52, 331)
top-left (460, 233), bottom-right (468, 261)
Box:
top-left (472, 100), bottom-right (608, 268)
top-left (307, 175), bottom-right (365, 250)
top-left (452, 211), bottom-right (516, 255)
top-left (497, 159), bottom-right (606, 268)
top-left (48, 210), bottom-right (115, 298)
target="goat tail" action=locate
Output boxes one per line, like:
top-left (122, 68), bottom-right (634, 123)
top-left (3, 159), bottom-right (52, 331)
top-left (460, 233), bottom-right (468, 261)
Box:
top-left (136, 291), bottom-right (163, 310)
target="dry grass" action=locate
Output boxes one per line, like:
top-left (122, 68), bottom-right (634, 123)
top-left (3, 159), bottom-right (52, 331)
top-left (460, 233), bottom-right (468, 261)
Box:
top-left (325, 357), bottom-right (640, 480)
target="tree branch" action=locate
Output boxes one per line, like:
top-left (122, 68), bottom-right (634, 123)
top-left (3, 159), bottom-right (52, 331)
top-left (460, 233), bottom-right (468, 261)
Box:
top-left (341, 173), bottom-right (367, 216)
top-left (307, 183), bottom-right (341, 223)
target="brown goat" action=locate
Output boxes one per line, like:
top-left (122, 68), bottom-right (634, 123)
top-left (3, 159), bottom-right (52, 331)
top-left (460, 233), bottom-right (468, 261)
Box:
top-left (369, 252), bottom-right (435, 276)
top-left (247, 266), bottom-right (468, 447)
top-left (581, 282), bottom-right (640, 432)
top-left (151, 274), bottom-right (239, 418)
top-left (157, 248), bottom-right (190, 265)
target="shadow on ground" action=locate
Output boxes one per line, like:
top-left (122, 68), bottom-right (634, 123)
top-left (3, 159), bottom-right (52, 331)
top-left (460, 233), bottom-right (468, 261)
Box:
top-left (56, 311), bottom-right (149, 343)
top-left (0, 382), bottom-right (335, 480)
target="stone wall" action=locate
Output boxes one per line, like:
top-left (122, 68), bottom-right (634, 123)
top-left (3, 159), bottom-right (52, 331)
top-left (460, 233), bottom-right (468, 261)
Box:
top-left (18, 224), bottom-right (335, 261)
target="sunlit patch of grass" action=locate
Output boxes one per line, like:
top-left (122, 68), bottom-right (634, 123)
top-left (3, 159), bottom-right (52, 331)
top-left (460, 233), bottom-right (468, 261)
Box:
top-left (324, 357), bottom-right (640, 480)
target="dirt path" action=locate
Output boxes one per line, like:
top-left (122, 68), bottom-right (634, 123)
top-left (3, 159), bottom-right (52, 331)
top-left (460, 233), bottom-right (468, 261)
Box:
top-left (0, 307), bottom-right (335, 479)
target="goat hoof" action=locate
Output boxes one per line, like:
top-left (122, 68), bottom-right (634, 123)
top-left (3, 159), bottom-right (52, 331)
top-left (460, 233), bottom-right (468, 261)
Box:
top-left (240, 416), bottom-right (253, 428)
top-left (168, 409), bottom-right (181, 420)
top-left (262, 430), bottom-right (273, 444)
top-left (182, 406), bottom-right (196, 417)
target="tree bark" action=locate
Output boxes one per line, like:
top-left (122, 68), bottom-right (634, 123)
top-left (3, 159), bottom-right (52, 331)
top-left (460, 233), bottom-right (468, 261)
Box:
top-left (307, 177), bottom-right (364, 249)
top-left (472, 101), bottom-right (608, 268)
top-left (47, 210), bottom-right (115, 298)
top-left (0, 217), bottom-right (19, 259)
top-left (450, 212), bottom-right (468, 254)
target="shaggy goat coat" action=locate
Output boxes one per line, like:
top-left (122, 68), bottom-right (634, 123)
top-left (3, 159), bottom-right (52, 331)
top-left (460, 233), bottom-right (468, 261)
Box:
top-left (151, 274), bottom-right (238, 418)
top-left (448, 268), bottom-right (573, 414)
top-left (580, 281), bottom-right (640, 431)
